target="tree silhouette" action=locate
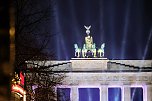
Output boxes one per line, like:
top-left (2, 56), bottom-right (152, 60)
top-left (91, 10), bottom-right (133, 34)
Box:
top-left (14, 0), bottom-right (65, 100)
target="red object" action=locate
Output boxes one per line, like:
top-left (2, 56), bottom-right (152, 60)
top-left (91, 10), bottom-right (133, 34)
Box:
top-left (20, 72), bottom-right (24, 86)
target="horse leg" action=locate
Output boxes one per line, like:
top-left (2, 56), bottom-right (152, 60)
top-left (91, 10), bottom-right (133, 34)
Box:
top-left (94, 51), bottom-right (96, 57)
top-left (82, 51), bottom-right (84, 58)
top-left (78, 52), bottom-right (80, 57)
top-left (84, 52), bottom-right (86, 57)
top-left (75, 52), bottom-right (76, 57)
top-left (93, 51), bottom-right (95, 57)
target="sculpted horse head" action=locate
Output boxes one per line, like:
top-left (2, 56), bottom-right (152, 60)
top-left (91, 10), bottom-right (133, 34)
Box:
top-left (101, 43), bottom-right (105, 49)
top-left (74, 44), bottom-right (78, 49)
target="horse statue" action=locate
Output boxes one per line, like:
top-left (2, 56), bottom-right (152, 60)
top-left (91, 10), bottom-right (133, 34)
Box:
top-left (97, 43), bottom-right (105, 57)
top-left (74, 44), bottom-right (81, 57)
top-left (74, 26), bottom-right (106, 58)
top-left (82, 44), bottom-right (87, 58)
top-left (92, 43), bottom-right (96, 57)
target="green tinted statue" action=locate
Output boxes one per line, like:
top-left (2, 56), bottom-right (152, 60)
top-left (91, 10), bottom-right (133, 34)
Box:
top-left (74, 44), bottom-right (81, 57)
top-left (84, 25), bottom-right (93, 50)
top-left (74, 25), bottom-right (105, 58)
top-left (97, 43), bottom-right (105, 57)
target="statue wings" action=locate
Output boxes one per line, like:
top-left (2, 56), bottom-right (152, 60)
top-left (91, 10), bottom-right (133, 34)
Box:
top-left (84, 25), bottom-right (91, 30)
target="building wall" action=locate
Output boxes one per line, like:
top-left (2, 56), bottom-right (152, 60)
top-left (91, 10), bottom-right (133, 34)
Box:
top-left (55, 59), bottom-right (152, 101)
top-left (28, 59), bottom-right (152, 101)
top-left (57, 72), bottom-right (152, 101)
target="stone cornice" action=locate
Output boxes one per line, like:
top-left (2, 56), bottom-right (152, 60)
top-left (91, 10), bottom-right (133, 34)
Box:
top-left (62, 72), bottom-right (152, 85)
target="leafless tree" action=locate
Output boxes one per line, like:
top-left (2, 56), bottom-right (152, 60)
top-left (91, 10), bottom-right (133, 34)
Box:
top-left (15, 0), bottom-right (55, 68)
top-left (25, 61), bottom-right (65, 101)
top-left (14, 0), bottom-right (67, 100)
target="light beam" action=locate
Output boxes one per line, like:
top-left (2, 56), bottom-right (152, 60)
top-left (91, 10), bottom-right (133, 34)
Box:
top-left (121, 0), bottom-right (131, 59)
top-left (142, 27), bottom-right (152, 59)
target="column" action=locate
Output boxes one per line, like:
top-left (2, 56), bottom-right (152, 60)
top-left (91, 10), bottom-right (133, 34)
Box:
top-left (71, 86), bottom-right (78, 101)
top-left (100, 86), bottom-right (108, 101)
top-left (124, 86), bottom-right (131, 101)
top-left (147, 85), bottom-right (152, 101)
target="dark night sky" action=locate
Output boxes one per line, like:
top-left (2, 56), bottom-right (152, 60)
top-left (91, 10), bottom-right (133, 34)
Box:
top-left (48, 0), bottom-right (152, 60)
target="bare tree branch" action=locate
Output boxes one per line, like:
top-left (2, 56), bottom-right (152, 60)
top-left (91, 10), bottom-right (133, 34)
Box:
top-left (14, 0), bottom-right (67, 100)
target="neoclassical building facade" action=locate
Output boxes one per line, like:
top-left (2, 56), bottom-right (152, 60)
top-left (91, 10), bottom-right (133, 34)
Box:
top-left (53, 59), bottom-right (152, 101)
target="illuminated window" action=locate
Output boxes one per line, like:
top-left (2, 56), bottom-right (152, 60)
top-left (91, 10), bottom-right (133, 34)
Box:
top-left (79, 88), bottom-right (100, 101)
top-left (131, 87), bottom-right (143, 101)
top-left (57, 88), bottom-right (70, 101)
top-left (108, 87), bottom-right (121, 101)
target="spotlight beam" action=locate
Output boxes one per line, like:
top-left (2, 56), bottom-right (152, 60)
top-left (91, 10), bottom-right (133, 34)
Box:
top-left (121, 0), bottom-right (131, 59)
top-left (53, 4), bottom-right (68, 60)
top-left (69, 0), bottom-right (80, 42)
top-left (99, 0), bottom-right (104, 43)
top-left (142, 27), bottom-right (152, 59)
